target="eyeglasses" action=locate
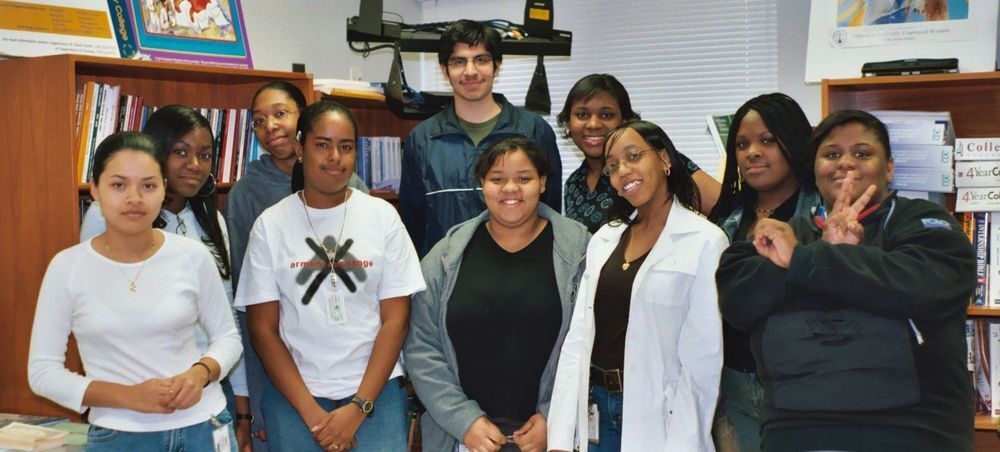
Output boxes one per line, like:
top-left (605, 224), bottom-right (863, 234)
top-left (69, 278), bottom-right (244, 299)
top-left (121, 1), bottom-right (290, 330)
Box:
top-left (446, 54), bottom-right (494, 70)
top-left (603, 149), bottom-right (654, 177)
top-left (251, 109), bottom-right (298, 130)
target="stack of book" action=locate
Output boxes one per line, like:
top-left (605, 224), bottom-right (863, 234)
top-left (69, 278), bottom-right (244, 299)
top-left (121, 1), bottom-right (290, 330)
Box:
top-left (955, 138), bottom-right (1000, 315)
top-left (74, 81), bottom-right (261, 185)
top-left (357, 137), bottom-right (402, 192)
top-left (870, 110), bottom-right (955, 197)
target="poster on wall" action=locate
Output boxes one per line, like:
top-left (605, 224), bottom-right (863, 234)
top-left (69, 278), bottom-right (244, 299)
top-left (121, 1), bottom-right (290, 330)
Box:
top-left (109, 0), bottom-right (253, 69)
top-left (0, 0), bottom-right (120, 58)
top-left (805, 0), bottom-right (998, 83)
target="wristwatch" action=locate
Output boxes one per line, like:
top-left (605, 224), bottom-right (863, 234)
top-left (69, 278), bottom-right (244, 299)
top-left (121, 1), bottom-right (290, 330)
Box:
top-left (235, 413), bottom-right (254, 424)
top-left (350, 396), bottom-right (375, 418)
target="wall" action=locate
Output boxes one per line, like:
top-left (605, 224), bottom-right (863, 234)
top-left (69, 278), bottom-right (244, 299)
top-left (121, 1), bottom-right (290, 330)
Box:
top-left (777, 0), bottom-right (821, 125)
top-left (242, 0), bottom-right (423, 83)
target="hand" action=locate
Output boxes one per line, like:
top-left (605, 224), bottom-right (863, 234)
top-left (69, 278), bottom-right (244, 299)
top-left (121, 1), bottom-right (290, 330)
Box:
top-left (163, 366), bottom-right (208, 410)
top-left (823, 172), bottom-right (876, 246)
top-left (512, 413), bottom-right (546, 452)
top-left (310, 404), bottom-right (363, 451)
top-left (752, 218), bottom-right (798, 268)
top-left (126, 378), bottom-right (176, 413)
top-left (462, 417), bottom-right (506, 452)
top-left (236, 418), bottom-right (253, 452)
top-left (253, 427), bottom-right (267, 442)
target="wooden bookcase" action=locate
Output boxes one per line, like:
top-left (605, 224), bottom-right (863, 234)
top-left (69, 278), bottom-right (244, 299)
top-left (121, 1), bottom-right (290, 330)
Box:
top-left (0, 54), bottom-right (312, 418)
top-left (320, 91), bottom-right (429, 204)
top-left (824, 73), bottom-right (1000, 449)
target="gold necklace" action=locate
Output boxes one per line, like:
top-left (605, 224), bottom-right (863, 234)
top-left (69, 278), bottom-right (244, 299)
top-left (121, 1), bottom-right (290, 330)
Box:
top-left (754, 206), bottom-right (776, 216)
top-left (300, 189), bottom-right (349, 288)
top-left (105, 238), bottom-right (156, 294)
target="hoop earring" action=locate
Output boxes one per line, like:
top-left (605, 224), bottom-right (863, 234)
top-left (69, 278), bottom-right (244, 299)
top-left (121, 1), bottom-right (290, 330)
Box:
top-left (197, 173), bottom-right (217, 197)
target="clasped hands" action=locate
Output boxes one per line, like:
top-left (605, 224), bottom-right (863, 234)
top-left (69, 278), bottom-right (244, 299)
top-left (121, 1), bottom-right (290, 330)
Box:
top-left (463, 413), bottom-right (547, 452)
top-left (753, 171), bottom-right (876, 268)
top-left (305, 403), bottom-right (365, 451)
top-left (128, 364), bottom-right (212, 414)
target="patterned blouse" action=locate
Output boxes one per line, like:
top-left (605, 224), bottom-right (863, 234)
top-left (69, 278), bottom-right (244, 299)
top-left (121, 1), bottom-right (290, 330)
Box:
top-left (564, 154), bottom-right (700, 233)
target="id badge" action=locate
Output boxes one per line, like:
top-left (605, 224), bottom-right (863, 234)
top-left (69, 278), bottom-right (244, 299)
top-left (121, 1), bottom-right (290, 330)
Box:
top-left (327, 290), bottom-right (347, 325)
top-left (588, 402), bottom-right (600, 444)
top-left (211, 417), bottom-right (232, 452)
top-left (456, 444), bottom-right (470, 452)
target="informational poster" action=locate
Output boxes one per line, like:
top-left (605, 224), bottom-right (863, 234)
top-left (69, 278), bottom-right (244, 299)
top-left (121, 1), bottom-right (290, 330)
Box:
top-left (805, 0), bottom-right (998, 82)
top-left (112, 0), bottom-right (253, 69)
top-left (0, 0), bottom-right (119, 57)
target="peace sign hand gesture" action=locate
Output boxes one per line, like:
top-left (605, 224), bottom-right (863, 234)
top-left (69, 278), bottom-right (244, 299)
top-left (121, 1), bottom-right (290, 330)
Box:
top-left (823, 171), bottom-right (877, 246)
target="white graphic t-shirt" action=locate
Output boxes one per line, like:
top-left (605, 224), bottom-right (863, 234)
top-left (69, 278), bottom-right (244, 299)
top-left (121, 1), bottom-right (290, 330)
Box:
top-left (235, 189), bottom-right (425, 399)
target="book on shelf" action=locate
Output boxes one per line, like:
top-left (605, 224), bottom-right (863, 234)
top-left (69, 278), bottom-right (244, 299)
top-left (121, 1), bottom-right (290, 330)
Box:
top-left (357, 137), bottom-right (402, 192)
top-left (956, 161), bottom-right (1000, 188)
top-left (0, 421), bottom-right (68, 451)
top-left (108, 0), bottom-right (253, 69)
top-left (956, 138), bottom-right (1000, 161)
top-left (0, 414), bottom-right (66, 429)
top-left (74, 82), bottom-right (260, 184)
top-left (891, 144), bottom-right (953, 170)
top-left (870, 110), bottom-right (954, 146)
top-left (975, 319), bottom-right (992, 414)
top-left (957, 188), bottom-right (1000, 212)
top-left (974, 212), bottom-right (989, 307)
top-left (888, 167), bottom-right (953, 193)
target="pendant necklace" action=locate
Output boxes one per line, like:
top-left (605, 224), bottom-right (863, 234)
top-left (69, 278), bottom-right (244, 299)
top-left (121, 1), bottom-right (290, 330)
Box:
top-left (106, 238), bottom-right (156, 294)
top-left (300, 189), bottom-right (349, 288)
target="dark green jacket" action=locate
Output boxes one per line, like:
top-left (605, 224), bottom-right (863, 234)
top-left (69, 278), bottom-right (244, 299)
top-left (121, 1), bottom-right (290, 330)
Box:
top-left (717, 194), bottom-right (976, 451)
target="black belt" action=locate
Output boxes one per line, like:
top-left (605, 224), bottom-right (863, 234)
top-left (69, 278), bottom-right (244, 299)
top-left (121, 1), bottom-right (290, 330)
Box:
top-left (590, 365), bottom-right (623, 393)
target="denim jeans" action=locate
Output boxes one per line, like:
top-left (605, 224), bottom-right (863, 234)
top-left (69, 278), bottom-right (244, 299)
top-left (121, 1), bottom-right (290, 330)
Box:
top-left (86, 409), bottom-right (237, 452)
top-left (237, 311), bottom-right (270, 452)
top-left (588, 384), bottom-right (623, 452)
top-left (260, 376), bottom-right (408, 452)
top-left (713, 366), bottom-right (764, 452)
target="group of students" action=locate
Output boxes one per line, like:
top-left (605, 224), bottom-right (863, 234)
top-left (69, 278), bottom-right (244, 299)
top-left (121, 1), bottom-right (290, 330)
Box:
top-left (26, 18), bottom-right (976, 452)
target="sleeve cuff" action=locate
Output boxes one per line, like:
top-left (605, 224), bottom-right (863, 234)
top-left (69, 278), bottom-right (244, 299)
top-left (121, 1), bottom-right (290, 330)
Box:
top-left (785, 243), bottom-right (813, 286)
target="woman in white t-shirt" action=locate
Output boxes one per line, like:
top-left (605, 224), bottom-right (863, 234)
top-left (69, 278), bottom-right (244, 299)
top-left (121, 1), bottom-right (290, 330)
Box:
top-left (79, 105), bottom-right (252, 450)
top-left (236, 100), bottom-right (425, 452)
top-left (29, 131), bottom-right (243, 451)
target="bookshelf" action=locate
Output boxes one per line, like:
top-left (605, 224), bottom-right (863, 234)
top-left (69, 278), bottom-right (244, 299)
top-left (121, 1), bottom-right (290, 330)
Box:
top-left (824, 74), bottom-right (1000, 449)
top-left (0, 54), bottom-right (312, 419)
top-left (321, 91), bottom-right (429, 203)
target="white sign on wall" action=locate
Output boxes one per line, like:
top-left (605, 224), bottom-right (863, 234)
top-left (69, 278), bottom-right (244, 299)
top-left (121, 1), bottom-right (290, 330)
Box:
top-left (805, 0), bottom-right (998, 83)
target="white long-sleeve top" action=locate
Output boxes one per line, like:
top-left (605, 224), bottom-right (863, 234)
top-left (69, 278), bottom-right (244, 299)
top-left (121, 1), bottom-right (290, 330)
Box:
top-left (80, 201), bottom-right (247, 397)
top-left (28, 232), bottom-right (243, 432)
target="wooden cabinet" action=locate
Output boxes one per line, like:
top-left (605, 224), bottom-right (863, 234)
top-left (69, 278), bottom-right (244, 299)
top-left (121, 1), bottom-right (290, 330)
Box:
top-left (825, 73), bottom-right (1000, 449)
top-left (0, 54), bottom-right (312, 418)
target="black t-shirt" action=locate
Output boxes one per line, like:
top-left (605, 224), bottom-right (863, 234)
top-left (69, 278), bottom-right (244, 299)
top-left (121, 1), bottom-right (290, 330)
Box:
top-left (592, 228), bottom-right (649, 371)
top-left (724, 190), bottom-right (800, 372)
top-left (446, 222), bottom-right (561, 422)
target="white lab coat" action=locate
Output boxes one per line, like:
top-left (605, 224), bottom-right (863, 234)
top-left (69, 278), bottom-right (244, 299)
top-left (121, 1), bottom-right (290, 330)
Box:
top-left (547, 199), bottom-right (726, 451)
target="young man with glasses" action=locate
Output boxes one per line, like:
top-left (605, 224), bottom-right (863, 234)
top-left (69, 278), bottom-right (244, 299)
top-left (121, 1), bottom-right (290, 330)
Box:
top-left (399, 19), bottom-right (563, 257)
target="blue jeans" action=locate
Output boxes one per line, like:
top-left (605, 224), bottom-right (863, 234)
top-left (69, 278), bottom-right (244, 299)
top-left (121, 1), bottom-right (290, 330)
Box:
top-left (237, 311), bottom-right (270, 452)
top-left (588, 384), bottom-right (623, 452)
top-left (86, 409), bottom-right (237, 452)
top-left (261, 376), bottom-right (408, 451)
top-left (713, 366), bottom-right (764, 452)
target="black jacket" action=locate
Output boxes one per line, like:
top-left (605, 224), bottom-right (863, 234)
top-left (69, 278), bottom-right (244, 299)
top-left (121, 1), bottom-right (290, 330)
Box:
top-left (717, 194), bottom-right (976, 451)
